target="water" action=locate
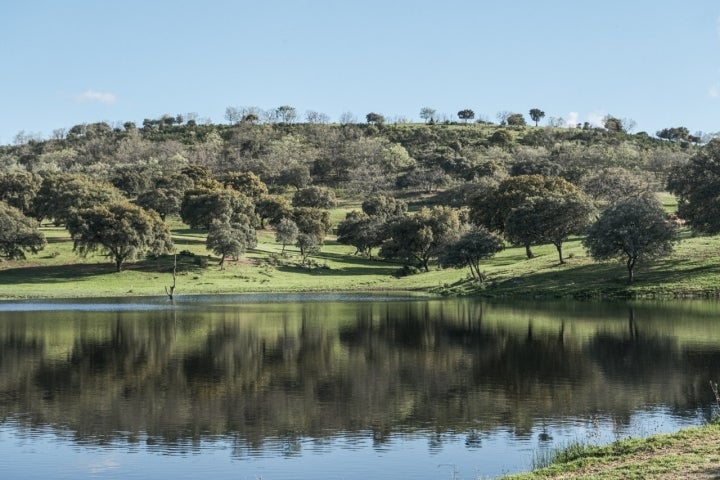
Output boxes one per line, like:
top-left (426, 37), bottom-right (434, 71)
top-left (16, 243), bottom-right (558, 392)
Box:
top-left (0, 295), bottom-right (717, 479)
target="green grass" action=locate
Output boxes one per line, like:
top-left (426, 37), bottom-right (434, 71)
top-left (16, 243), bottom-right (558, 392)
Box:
top-left (3, 195), bottom-right (720, 300)
top-left (502, 423), bottom-right (720, 479)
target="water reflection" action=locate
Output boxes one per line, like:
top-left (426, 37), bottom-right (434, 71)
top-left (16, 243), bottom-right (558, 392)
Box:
top-left (0, 297), bottom-right (718, 478)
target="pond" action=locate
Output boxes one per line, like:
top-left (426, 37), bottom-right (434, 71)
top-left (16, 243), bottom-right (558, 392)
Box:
top-left (0, 294), bottom-right (717, 479)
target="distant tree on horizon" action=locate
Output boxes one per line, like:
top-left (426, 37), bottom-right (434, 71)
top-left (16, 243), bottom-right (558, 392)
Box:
top-left (419, 107), bottom-right (437, 123)
top-left (457, 109), bottom-right (475, 123)
top-left (529, 108), bottom-right (545, 126)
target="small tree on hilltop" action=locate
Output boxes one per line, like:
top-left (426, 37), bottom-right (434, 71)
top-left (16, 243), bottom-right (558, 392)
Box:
top-left (506, 113), bottom-right (527, 126)
top-left (583, 195), bottom-right (677, 283)
top-left (529, 108), bottom-right (545, 127)
top-left (366, 112), bottom-right (385, 125)
top-left (419, 107), bottom-right (437, 123)
top-left (458, 109), bottom-right (475, 123)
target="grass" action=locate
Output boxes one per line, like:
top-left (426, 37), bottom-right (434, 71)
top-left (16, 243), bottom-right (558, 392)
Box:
top-left (501, 423), bottom-right (720, 479)
top-left (3, 195), bottom-right (720, 300)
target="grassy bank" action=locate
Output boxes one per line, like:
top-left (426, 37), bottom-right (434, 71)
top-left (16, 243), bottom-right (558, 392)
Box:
top-left (502, 423), bottom-right (720, 479)
top-left (2, 206), bottom-right (720, 300)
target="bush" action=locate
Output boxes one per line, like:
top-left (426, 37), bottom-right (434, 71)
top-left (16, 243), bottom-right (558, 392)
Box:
top-left (394, 265), bottom-right (421, 277)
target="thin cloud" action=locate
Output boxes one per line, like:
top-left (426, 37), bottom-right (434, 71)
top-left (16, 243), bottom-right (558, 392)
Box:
top-left (587, 112), bottom-right (606, 128)
top-left (74, 90), bottom-right (117, 104)
top-left (710, 86), bottom-right (719, 98)
top-left (566, 112), bottom-right (579, 127)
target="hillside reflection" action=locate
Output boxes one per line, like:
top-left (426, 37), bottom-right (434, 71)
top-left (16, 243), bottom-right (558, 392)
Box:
top-left (0, 298), bottom-right (717, 452)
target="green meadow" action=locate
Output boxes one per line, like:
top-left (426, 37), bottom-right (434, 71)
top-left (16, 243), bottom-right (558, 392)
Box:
top-left (1, 194), bottom-right (720, 300)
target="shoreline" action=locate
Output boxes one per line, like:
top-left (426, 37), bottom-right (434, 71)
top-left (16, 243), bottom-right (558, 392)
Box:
top-left (501, 423), bottom-right (720, 479)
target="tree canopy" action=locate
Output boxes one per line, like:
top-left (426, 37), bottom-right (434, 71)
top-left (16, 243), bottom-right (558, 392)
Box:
top-left (667, 140), bottom-right (720, 234)
top-left (469, 174), bottom-right (581, 233)
top-left (380, 206), bottom-right (462, 271)
top-left (0, 202), bottom-right (46, 259)
top-left (583, 195), bottom-right (676, 283)
top-left (206, 220), bottom-right (257, 269)
top-left (440, 225), bottom-right (504, 282)
top-left (180, 187), bottom-right (256, 229)
top-left (529, 108), bottom-right (545, 127)
top-left (505, 191), bottom-right (595, 262)
top-left (33, 174), bottom-right (123, 225)
top-left (67, 202), bottom-right (173, 272)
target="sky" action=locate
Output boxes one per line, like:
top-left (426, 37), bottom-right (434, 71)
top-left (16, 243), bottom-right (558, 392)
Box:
top-left (2, 0), bottom-right (720, 144)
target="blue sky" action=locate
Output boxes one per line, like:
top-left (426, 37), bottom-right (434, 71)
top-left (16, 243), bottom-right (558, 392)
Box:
top-left (2, 0), bottom-right (719, 144)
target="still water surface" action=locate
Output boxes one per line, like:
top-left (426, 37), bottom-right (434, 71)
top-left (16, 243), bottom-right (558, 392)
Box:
top-left (0, 294), bottom-right (717, 479)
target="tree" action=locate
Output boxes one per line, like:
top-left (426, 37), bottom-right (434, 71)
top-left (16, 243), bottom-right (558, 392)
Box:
top-left (583, 195), bottom-right (676, 283)
top-left (292, 207), bottom-right (332, 240)
top-left (469, 175), bottom-right (581, 233)
top-left (440, 226), bottom-right (504, 282)
top-left (206, 220), bottom-right (257, 269)
top-left (380, 206), bottom-right (462, 271)
top-left (278, 163), bottom-right (312, 190)
top-left (0, 202), bottom-right (46, 259)
top-left (222, 171), bottom-right (269, 200)
top-left (419, 107), bottom-right (437, 123)
top-left (274, 218), bottom-right (299, 253)
top-left (505, 192), bottom-right (595, 263)
top-left (274, 105), bottom-right (297, 124)
top-left (225, 106), bottom-right (243, 124)
top-left (603, 116), bottom-right (625, 133)
top-left (0, 172), bottom-right (42, 215)
top-left (180, 187), bottom-right (256, 229)
top-left (506, 113), bottom-right (527, 126)
top-left (292, 186), bottom-right (337, 209)
top-left (457, 109), bottom-right (475, 123)
top-left (67, 202), bottom-right (173, 272)
top-left (111, 165), bottom-right (156, 197)
top-left (33, 174), bottom-right (123, 225)
top-left (366, 112), bottom-right (385, 125)
top-left (529, 108), bottom-right (545, 127)
top-left (657, 126), bottom-right (691, 143)
top-left (256, 195), bottom-right (293, 229)
top-left (135, 174), bottom-right (194, 221)
top-left (361, 194), bottom-right (407, 219)
top-left (296, 233), bottom-right (321, 265)
top-left (581, 167), bottom-right (652, 205)
top-left (336, 211), bottom-right (385, 258)
top-left (305, 110), bottom-right (329, 124)
top-left (496, 111), bottom-right (512, 125)
top-left (488, 129), bottom-right (513, 149)
top-left (180, 164), bottom-right (213, 184)
top-left (667, 140), bottom-right (720, 233)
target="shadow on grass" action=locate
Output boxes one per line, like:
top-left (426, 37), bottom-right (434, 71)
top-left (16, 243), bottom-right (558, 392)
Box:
top-left (0, 263), bottom-right (114, 284)
top-left (0, 255), bottom-right (204, 285)
top-left (483, 256), bottom-right (720, 298)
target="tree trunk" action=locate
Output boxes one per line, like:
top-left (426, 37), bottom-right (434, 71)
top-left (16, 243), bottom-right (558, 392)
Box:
top-left (555, 242), bottom-right (564, 264)
top-left (525, 244), bottom-right (534, 259)
top-left (115, 257), bottom-right (123, 272)
top-left (219, 254), bottom-right (225, 270)
top-left (165, 254), bottom-right (177, 300)
top-left (626, 256), bottom-right (636, 283)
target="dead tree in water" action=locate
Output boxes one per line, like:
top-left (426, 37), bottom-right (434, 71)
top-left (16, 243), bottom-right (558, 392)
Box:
top-left (165, 254), bottom-right (177, 300)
